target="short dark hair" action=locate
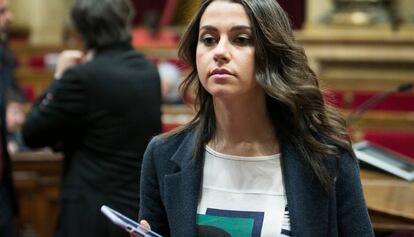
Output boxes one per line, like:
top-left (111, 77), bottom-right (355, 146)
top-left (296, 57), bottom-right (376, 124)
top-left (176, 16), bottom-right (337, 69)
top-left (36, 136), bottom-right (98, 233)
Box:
top-left (71, 0), bottom-right (135, 49)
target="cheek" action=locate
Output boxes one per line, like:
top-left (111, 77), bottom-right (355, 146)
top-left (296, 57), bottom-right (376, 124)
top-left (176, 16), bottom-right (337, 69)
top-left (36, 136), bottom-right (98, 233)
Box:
top-left (196, 48), bottom-right (208, 82)
top-left (245, 50), bottom-right (256, 77)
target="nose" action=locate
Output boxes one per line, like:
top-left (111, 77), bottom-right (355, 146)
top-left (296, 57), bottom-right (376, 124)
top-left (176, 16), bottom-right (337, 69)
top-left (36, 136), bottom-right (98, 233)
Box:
top-left (213, 37), bottom-right (230, 64)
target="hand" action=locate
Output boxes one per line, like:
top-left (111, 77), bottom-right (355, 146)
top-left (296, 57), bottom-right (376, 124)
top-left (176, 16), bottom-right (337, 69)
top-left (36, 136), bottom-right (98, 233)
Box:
top-left (54, 50), bottom-right (83, 79)
top-left (129, 220), bottom-right (151, 237)
top-left (140, 220), bottom-right (151, 230)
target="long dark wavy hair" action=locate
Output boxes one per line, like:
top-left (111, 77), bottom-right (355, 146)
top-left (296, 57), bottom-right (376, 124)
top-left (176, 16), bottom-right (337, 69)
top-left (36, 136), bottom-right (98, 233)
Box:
top-left (171, 0), bottom-right (353, 192)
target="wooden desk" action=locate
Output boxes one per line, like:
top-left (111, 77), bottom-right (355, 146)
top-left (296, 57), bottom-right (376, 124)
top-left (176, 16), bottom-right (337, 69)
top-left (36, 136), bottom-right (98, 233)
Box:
top-left (12, 151), bottom-right (62, 237)
top-left (360, 168), bottom-right (414, 234)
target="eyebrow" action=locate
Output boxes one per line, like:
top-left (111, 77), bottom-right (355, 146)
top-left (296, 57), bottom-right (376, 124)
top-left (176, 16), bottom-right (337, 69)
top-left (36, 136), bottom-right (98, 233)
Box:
top-left (200, 25), bottom-right (252, 32)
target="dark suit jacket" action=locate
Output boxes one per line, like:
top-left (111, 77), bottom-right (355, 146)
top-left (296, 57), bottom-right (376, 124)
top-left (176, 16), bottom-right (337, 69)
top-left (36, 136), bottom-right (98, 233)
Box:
top-left (139, 127), bottom-right (375, 237)
top-left (22, 43), bottom-right (162, 237)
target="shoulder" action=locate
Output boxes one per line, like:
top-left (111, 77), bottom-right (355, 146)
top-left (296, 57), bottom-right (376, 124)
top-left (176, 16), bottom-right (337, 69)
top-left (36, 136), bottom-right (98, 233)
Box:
top-left (49, 66), bottom-right (85, 92)
top-left (78, 49), bottom-right (157, 77)
top-left (283, 141), bottom-right (359, 189)
top-left (142, 127), bottom-right (196, 177)
top-left (91, 48), bottom-right (149, 66)
top-left (337, 149), bottom-right (358, 167)
top-left (326, 147), bottom-right (358, 177)
top-left (312, 134), bottom-right (358, 177)
top-left (146, 127), bottom-right (196, 158)
top-left (336, 149), bottom-right (360, 184)
top-left (323, 147), bottom-right (359, 185)
top-left (58, 62), bottom-right (86, 82)
top-left (51, 66), bottom-right (89, 96)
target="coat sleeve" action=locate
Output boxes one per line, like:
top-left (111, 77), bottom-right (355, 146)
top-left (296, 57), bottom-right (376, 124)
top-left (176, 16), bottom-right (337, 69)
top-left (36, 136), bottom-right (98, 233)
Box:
top-left (139, 137), bottom-right (171, 236)
top-left (336, 152), bottom-right (375, 237)
top-left (22, 68), bottom-right (87, 148)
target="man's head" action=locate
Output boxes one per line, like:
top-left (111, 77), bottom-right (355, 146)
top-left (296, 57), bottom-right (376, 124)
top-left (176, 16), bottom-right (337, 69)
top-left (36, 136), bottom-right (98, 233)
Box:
top-left (0, 0), bottom-right (12, 43)
top-left (71, 0), bottom-right (135, 49)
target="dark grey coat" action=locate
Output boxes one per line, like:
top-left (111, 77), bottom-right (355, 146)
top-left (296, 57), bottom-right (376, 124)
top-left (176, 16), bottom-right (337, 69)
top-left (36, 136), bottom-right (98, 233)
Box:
top-left (139, 128), bottom-right (374, 237)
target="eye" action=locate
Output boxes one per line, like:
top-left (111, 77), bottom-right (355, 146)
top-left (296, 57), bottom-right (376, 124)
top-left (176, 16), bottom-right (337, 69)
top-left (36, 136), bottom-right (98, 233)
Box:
top-left (200, 34), bottom-right (217, 46)
top-left (233, 35), bottom-right (252, 46)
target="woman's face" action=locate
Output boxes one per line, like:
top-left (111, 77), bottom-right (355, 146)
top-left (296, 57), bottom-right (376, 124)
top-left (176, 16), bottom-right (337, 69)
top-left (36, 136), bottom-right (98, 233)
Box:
top-left (196, 1), bottom-right (260, 100)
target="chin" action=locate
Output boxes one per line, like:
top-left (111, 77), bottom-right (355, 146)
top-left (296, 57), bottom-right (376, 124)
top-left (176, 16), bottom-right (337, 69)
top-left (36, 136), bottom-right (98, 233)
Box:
top-left (209, 89), bottom-right (238, 100)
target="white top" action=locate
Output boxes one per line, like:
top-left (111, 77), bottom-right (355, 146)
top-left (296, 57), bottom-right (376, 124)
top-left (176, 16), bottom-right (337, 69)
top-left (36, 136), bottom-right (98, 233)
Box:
top-left (196, 146), bottom-right (291, 237)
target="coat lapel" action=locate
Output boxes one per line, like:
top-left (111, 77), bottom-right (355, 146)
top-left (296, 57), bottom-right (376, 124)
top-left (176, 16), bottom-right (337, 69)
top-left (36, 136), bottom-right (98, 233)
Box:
top-left (163, 130), bottom-right (203, 237)
top-left (282, 143), bottom-right (331, 237)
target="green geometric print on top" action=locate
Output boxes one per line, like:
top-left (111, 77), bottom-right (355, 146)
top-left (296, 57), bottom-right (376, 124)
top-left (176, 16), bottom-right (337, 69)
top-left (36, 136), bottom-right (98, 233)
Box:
top-left (197, 214), bottom-right (254, 237)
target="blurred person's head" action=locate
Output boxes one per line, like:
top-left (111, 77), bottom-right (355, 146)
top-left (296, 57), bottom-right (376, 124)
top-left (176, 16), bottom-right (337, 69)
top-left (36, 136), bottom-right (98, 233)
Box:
top-left (0, 0), bottom-right (13, 44)
top-left (158, 61), bottom-right (182, 104)
top-left (6, 100), bottom-right (25, 133)
top-left (6, 89), bottom-right (26, 133)
top-left (71, 0), bottom-right (135, 49)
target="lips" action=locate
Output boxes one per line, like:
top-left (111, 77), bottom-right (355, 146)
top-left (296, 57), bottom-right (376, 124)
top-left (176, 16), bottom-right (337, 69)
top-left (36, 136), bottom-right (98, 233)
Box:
top-left (209, 68), bottom-right (234, 78)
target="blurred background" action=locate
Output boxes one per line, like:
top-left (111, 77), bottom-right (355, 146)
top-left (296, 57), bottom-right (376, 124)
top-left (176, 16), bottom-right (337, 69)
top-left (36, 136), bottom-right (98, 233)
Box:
top-left (6, 0), bottom-right (414, 237)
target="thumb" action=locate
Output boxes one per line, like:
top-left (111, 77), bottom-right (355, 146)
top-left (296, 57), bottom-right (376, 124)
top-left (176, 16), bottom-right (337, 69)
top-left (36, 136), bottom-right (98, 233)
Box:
top-left (140, 220), bottom-right (151, 230)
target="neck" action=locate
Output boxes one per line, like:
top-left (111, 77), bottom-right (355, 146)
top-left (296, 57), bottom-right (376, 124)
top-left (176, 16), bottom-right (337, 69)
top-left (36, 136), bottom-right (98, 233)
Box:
top-left (209, 92), bottom-right (279, 156)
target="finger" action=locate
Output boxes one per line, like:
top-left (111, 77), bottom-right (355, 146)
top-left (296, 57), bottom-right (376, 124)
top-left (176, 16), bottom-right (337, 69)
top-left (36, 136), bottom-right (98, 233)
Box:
top-left (60, 50), bottom-right (83, 64)
top-left (61, 50), bottom-right (83, 59)
top-left (140, 220), bottom-right (151, 230)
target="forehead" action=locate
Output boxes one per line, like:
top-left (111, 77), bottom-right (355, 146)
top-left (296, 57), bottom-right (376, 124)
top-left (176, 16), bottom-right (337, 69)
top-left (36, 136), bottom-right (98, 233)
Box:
top-left (199, 1), bottom-right (251, 29)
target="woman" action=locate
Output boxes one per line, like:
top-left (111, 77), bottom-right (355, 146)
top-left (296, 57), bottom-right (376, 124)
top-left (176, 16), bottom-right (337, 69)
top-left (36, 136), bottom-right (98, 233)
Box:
top-left (139, 0), bottom-right (374, 236)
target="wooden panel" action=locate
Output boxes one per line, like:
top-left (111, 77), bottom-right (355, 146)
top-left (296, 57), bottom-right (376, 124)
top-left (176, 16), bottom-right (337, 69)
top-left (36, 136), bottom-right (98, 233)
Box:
top-left (12, 151), bottom-right (62, 237)
top-left (361, 169), bottom-right (414, 234)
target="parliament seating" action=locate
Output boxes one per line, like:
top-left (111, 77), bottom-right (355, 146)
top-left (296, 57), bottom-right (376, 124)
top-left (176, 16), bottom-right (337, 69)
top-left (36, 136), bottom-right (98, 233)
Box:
top-left (362, 130), bottom-right (414, 159)
top-left (11, 41), bottom-right (414, 159)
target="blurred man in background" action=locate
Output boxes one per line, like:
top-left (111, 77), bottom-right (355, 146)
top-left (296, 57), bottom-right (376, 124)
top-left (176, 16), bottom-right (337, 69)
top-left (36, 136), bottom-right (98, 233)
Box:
top-left (0, 0), bottom-right (18, 236)
top-left (22, 0), bottom-right (162, 236)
